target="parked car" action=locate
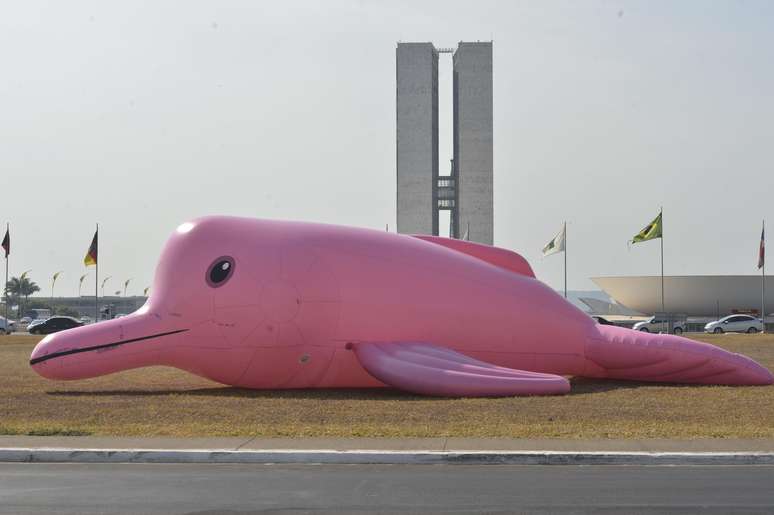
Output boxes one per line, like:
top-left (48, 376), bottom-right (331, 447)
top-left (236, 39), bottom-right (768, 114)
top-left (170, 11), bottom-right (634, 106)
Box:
top-left (704, 315), bottom-right (763, 334)
top-left (19, 316), bottom-right (33, 325)
top-left (79, 316), bottom-right (93, 325)
top-left (0, 317), bottom-right (16, 335)
top-left (27, 316), bottom-right (84, 335)
top-left (632, 316), bottom-right (685, 335)
top-left (591, 315), bottom-right (615, 326)
top-left (26, 319), bottom-right (46, 332)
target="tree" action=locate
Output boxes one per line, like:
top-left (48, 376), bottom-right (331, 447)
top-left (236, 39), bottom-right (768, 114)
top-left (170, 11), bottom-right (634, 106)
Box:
top-left (5, 276), bottom-right (41, 316)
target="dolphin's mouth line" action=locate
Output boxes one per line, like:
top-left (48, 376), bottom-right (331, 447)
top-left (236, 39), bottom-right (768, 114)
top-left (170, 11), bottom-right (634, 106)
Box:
top-left (29, 329), bottom-right (189, 366)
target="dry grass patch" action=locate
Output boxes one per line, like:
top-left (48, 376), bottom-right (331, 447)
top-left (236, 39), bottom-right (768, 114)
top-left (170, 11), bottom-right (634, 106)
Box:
top-left (1, 333), bottom-right (773, 438)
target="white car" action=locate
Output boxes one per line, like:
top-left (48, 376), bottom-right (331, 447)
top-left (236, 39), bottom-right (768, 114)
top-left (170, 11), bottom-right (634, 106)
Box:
top-left (632, 316), bottom-right (685, 335)
top-left (704, 315), bottom-right (763, 334)
top-left (0, 317), bottom-right (16, 335)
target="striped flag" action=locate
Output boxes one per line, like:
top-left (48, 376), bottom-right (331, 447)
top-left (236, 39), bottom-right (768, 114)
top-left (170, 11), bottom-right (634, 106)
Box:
top-left (759, 221), bottom-right (765, 269)
top-left (84, 230), bottom-right (98, 266)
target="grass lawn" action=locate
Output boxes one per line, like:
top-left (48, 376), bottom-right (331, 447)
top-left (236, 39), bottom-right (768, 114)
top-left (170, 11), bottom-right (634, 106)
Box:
top-left (1, 333), bottom-right (773, 439)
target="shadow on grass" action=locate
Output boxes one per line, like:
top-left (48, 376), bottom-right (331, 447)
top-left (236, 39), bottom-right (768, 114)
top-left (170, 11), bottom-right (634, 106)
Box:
top-left (46, 377), bottom-right (723, 400)
top-left (47, 387), bottom-right (433, 401)
top-left (569, 376), bottom-right (725, 394)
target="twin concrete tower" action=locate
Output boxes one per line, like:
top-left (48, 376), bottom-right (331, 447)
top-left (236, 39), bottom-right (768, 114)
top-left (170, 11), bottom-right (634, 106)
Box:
top-left (396, 42), bottom-right (493, 244)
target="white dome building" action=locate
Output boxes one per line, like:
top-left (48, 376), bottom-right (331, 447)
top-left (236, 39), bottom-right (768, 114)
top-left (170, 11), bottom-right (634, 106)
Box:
top-left (592, 275), bottom-right (772, 318)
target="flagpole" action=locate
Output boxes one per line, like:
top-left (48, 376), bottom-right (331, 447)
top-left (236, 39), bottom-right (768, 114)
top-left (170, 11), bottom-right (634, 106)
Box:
top-left (95, 223), bottom-right (99, 322)
top-left (563, 221), bottom-right (567, 299)
top-left (660, 208), bottom-right (665, 330)
top-left (4, 223), bottom-right (8, 326)
top-left (763, 220), bottom-right (766, 334)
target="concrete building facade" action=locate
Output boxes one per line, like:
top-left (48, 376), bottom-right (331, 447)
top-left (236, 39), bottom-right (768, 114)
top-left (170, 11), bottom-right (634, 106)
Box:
top-left (454, 42), bottom-right (493, 245)
top-left (396, 41), bottom-right (493, 245)
top-left (396, 43), bottom-right (438, 236)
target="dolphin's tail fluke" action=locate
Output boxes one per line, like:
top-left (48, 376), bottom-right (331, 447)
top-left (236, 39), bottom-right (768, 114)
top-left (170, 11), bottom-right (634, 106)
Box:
top-left (584, 325), bottom-right (773, 386)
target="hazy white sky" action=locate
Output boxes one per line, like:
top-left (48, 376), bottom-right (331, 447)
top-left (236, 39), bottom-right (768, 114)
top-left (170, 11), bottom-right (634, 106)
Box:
top-left (1, 0), bottom-right (772, 295)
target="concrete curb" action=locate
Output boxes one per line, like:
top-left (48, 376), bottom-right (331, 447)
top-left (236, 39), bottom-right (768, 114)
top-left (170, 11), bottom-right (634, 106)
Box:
top-left (2, 448), bottom-right (774, 465)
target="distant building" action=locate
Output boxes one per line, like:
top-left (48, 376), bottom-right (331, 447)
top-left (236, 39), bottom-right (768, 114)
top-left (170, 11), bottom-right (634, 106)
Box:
top-left (396, 43), bottom-right (439, 236)
top-left (592, 275), bottom-right (773, 318)
top-left (454, 42), bottom-right (493, 245)
top-left (396, 41), bottom-right (493, 244)
top-left (9, 296), bottom-right (148, 320)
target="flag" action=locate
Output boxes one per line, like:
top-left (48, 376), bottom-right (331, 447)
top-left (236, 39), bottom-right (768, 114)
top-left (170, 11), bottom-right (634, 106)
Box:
top-left (1, 226), bottom-right (8, 258)
top-left (143, 286), bottom-right (150, 296)
top-left (78, 273), bottom-right (88, 296)
top-left (101, 276), bottom-right (111, 289)
top-left (123, 278), bottom-right (131, 295)
top-left (52, 271), bottom-right (63, 283)
top-left (759, 221), bottom-right (765, 270)
top-left (114, 290), bottom-right (121, 296)
top-left (84, 230), bottom-right (98, 266)
top-left (631, 212), bottom-right (662, 244)
top-left (542, 224), bottom-right (566, 257)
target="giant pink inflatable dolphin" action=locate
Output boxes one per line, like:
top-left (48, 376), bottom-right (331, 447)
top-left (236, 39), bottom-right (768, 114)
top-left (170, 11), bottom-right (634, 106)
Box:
top-left (30, 216), bottom-right (773, 396)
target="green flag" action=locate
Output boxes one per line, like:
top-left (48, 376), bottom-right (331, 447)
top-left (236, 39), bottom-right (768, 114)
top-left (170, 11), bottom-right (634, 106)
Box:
top-left (632, 212), bottom-right (662, 244)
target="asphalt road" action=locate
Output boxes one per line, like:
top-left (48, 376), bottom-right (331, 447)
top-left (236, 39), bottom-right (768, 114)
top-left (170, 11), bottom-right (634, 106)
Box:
top-left (1, 463), bottom-right (773, 514)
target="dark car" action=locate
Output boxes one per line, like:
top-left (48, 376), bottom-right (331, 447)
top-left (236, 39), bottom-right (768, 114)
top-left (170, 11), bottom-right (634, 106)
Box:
top-left (591, 315), bottom-right (615, 326)
top-left (28, 316), bottom-right (84, 335)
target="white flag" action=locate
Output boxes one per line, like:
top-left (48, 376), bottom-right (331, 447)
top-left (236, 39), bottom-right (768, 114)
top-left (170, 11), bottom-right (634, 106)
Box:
top-left (542, 224), bottom-right (566, 257)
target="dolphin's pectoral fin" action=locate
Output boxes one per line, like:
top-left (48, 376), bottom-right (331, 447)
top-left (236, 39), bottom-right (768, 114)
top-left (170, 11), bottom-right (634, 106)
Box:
top-left (349, 341), bottom-right (570, 397)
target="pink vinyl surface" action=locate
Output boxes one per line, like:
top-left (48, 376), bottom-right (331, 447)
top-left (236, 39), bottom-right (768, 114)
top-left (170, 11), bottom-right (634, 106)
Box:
top-left (30, 216), bottom-right (773, 396)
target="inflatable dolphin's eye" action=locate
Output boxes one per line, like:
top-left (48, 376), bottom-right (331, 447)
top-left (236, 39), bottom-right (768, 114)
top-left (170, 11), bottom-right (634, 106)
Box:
top-left (206, 257), bottom-right (235, 287)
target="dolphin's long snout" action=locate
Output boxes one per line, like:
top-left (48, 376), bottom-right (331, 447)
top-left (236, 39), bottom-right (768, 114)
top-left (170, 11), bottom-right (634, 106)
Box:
top-left (30, 312), bottom-right (186, 380)
top-left (586, 325), bottom-right (774, 386)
